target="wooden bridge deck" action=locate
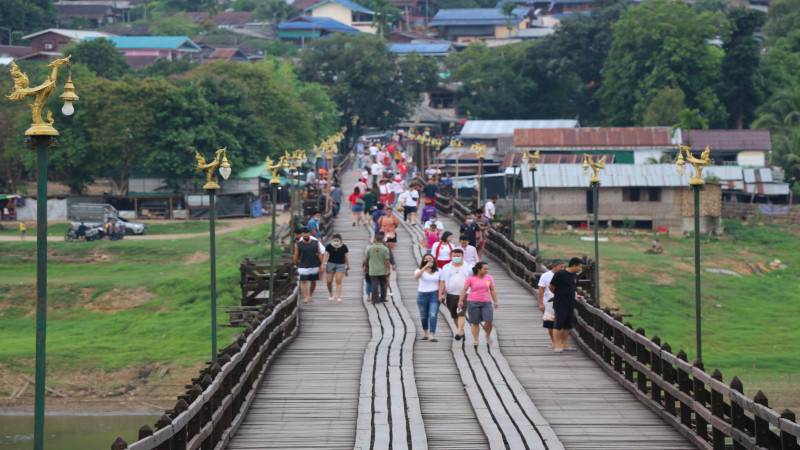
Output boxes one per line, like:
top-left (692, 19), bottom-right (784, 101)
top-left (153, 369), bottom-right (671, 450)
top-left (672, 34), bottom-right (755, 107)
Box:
top-left (227, 167), bottom-right (696, 449)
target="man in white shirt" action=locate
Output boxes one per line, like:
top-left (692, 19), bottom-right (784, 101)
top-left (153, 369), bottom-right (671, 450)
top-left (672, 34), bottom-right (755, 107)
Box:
top-left (423, 215), bottom-right (444, 231)
top-left (439, 248), bottom-right (473, 340)
top-left (370, 160), bottom-right (383, 186)
top-left (369, 143), bottom-right (378, 158)
top-left (538, 260), bottom-right (565, 347)
top-left (484, 197), bottom-right (497, 220)
top-left (457, 235), bottom-right (480, 266)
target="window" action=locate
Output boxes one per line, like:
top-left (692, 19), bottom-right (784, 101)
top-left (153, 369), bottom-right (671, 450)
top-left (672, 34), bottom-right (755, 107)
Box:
top-left (622, 188), bottom-right (641, 202)
top-left (648, 188), bottom-right (661, 202)
top-left (44, 41), bottom-right (54, 50)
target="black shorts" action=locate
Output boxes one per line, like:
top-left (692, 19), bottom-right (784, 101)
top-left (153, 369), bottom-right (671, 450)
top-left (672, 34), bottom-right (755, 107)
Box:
top-left (543, 320), bottom-right (554, 329)
top-left (445, 294), bottom-right (465, 319)
top-left (387, 236), bottom-right (397, 243)
top-left (553, 308), bottom-right (574, 330)
top-left (404, 206), bottom-right (417, 214)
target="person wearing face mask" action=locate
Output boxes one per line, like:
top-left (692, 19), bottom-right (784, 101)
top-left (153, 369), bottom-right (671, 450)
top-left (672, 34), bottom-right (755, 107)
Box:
top-left (322, 234), bottom-right (350, 303)
top-left (419, 198), bottom-right (438, 225)
top-left (294, 227), bottom-right (323, 304)
top-left (414, 254), bottom-right (442, 342)
top-left (438, 248), bottom-right (472, 340)
top-left (422, 214), bottom-right (444, 232)
top-left (459, 213), bottom-right (480, 248)
top-left (458, 261), bottom-right (499, 348)
top-left (430, 231), bottom-right (454, 269)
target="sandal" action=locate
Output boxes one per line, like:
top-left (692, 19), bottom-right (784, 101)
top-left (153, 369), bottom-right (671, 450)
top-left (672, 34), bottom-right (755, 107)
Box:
top-left (336, 298), bottom-right (343, 303)
top-left (487, 338), bottom-right (495, 345)
top-left (430, 338), bottom-right (438, 342)
top-left (421, 336), bottom-right (429, 341)
top-left (328, 297), bottom-right (335, 302)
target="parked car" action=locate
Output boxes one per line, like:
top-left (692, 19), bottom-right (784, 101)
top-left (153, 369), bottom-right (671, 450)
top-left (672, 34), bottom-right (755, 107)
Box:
top-left (69, 216), bottom-right (146, 236)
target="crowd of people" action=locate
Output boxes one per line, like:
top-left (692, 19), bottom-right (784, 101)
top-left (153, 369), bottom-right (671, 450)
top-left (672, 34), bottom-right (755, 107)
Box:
top-left (294, 137), bottom-right (586, 353)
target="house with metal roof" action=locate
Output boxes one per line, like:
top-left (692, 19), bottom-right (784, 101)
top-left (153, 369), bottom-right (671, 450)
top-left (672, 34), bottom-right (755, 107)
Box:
top-left (83, 36), bottom-right (201, 62)
top-left (514, 126), bottom-right (681, 164)
top-left (55, 3), bottom-right (118, 27)
top-left (429, 8), bottom-right (532, 43)
top-left (388, 42), bottom-right (454, 59)
top-left (303, 0), bottom-right (377, 34)
top-left (278, 16), bottom-right (360, 45)
top-left (682, 129), bottom-right (771, 167)
top-left (22, 29), bottom-right (112, 56)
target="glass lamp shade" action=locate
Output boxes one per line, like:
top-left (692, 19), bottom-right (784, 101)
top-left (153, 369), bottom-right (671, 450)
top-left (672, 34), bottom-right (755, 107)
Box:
top-left (219, 155), bottom-right (232, 180)
top-left (582, 162), bottom-right (590, 176)
top-left (61, 101), bottom-right (74, 116)
top-left (676, 163), bottom-right (686, 177)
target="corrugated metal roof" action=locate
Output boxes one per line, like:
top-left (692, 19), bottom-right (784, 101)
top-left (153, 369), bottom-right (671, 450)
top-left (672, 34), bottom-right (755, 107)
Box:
top-left (461, 120), bottom-right (579, 137)
top-left (535, 164), bottom-right (689, 188)
top-left (85, 36), bottom-right (201, 51)
top-left (438, 145), bottom-right (499, 160)
top-left (430, 8), bottom-right (529, 26)
top-left (743, 183), bottom-right (790, 196)
top-left (279, 16), bottom-right (359, 33)
top-left (388, 43), bottom-right (453, 54)
top-left (683, 129), bottom-right (772, 151)
top-left (238, 162), bottom-right (267, 179)
top-left (514, 127), bottom-right (677, 148)
top-left (743, 168), bottom-right (773, 183)
top-left (500, 152), bottom-right (616, 168)
top-left (23, 28), bottom-right (110, 40)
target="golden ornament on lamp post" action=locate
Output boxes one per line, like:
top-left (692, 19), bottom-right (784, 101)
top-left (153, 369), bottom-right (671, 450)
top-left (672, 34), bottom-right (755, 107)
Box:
top-left (266, 155), bottom-right (287, 307)
top-left (675, 144), bottom-right (712, 361)
top-left (582, 154), bottom-right (605, 305)
top-left (471, 143), bottom-right (487, 206)
top-left (7, 55), bottom-right (79, 450)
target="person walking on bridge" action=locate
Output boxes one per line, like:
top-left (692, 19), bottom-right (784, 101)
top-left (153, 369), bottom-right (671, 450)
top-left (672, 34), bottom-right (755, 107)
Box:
top-left (294, 227), bottom-right (323, 304)
top-left (549, 257), bottom-right (584, 353)
top-left (323, 233), bottom-right (349, 303)
top-left (349, 187), bottom-right (364, 227)
top-left (458, 261), bottom-right (499, 348)
top-left (378, 205), bottom-right (400, 253)
top-left (365, 232), bottom-right (392, 303)
top-left (414, 253), bottom-right (442, 342)
top-left (538, 260), bottom-right (565, 348)
top-left (439, 248), bottom-right (472, 340)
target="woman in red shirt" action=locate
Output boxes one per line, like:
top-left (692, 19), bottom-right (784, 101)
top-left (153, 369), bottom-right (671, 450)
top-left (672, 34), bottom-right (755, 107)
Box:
top-left (349, 187), bottom-right (364, 227)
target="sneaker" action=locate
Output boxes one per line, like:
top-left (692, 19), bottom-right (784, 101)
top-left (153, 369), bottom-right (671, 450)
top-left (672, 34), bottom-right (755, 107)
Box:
top-left (454, 334), bottom-right (463, 341)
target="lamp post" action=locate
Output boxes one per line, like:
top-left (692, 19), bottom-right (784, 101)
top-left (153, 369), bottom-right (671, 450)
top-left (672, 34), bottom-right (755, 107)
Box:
top-left (511, 151), bottom-right (517, 242)
top-left (472, 143), bottom-right (487, 206)
top-left (582, 154), bottom-right (605, 306)
top-left (292, 149), bottom-right (307, 228)
top-left (314, 145), bottom-right (323, 210)
top-left (195, 148), bottom-right (232, 367)
top-left (7, 56), bottom-right (78, 450)
top-left (265, 155), bottom-right (288, 306)
top-left (522, 149), bottom-right (540, 255)
top-left (451, 140), bottom-right (462, 198)
top-left (432, 138), bottom-right (442, 183)
top-left (676, 144), bottom-right (712, 361)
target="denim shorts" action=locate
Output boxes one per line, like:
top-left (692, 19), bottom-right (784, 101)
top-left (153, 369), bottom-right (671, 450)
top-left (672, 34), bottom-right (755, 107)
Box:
top-left (351, 205), bottom-right (364, 212)
top-left (467, 301), bottom-right (493, 324)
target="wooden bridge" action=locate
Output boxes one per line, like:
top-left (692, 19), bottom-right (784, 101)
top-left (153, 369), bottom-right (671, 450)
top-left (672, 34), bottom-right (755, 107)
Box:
top-left (113, 164), bottom-right (800, 450)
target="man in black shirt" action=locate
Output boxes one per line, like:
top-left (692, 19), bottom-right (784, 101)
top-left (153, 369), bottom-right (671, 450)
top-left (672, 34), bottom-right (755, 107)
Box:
top-left (294, 227), bottom-right (323, 303)
top-left (459, 212), bottom-right (480, 247)
top-left (548, 257), bottom-right (584, 353)
top-left (423, 178), bottom-right (439, 206)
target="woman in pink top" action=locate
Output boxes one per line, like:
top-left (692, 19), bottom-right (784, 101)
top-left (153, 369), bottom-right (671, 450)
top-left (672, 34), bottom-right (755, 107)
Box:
top-left (458, 262), bottom-right (498, 348)
top-left (421, 224), bottom-right (440, 254)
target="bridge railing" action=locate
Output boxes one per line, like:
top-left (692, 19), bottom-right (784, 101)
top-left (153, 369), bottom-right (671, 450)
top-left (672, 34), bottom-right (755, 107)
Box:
top-left (438, 193), bottom-right (800, 450)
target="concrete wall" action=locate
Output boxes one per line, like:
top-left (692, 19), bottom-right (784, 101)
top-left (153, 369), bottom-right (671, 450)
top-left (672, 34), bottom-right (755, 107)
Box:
top-left (127, 177), bottom-right (259, 195)
top-left (15, 198), bottom-right (69, 221)
top-left (737, 151), bottom-right (766, 167)
top-left (311, 2), bottom-right (352, 25)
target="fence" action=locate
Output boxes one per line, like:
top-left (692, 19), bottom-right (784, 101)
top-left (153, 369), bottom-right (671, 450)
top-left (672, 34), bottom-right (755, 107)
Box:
top-left (722, 202), bottom-right (800, 225)
top-left (439, 193), bottom-right (800, 450)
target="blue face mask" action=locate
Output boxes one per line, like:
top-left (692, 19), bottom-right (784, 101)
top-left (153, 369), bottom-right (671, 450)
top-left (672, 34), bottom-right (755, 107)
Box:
top-left (332, 241), bottom-right (342, 247)
top-left (452, 256), bottom-right (463, 264)
top-left (430, 219), bottom-right (436, 223)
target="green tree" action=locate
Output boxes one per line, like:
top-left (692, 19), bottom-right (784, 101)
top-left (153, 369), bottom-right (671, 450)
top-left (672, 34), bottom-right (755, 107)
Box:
top-left (642, 86), bottom-right (686, 126)
top-left (250, 0), bottom-right (300, 22)
top-left (364, 0), bottom-right (402, 38)
top-left (693, 0), bottom-right (728, 14)
top-left (761, 30), bottom-right (800, 99)
top-left (150, 12), bottom-right (202, 36)
top-left (595, 0), bottom-right (727, 127)
top-left (717, 7), bottom-right (767, 129)
top-left (0, 0), bottom-right (57, 35)
top-left (752, 87), bottom-right (800, 185)
top-left (67, 38), bottom-right (131, 80)
top-left (765, 0), bottom-right (800, 43)
top-left (0, 93), bottom-right (28, 193)
top-left (299, 34), bottom-right (438, 129)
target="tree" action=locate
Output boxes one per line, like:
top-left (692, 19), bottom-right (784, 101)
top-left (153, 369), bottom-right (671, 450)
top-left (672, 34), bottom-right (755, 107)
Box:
top-left (250, 0), bottom-right (300, 23)
top-left (717, 7), bottom-right (767, 129)
top-left (0, 0), bottom-right (57, 35)
top-left (642, 86), bottom-right (686, 126)
top-left (761, 30), bottom-right (800, 99)
top-left (752, 88), bottom-right (800, 186)
top-left (67, 38), bottom-right (131, 80)
top-left (0, 95), bottom-right (28, 193)
top-left (150, 12), bottom-right (202, 36)
top-left (299, 34), bottom-right (438, 129)
top-left (595, 0), bottom-right (727, 127)
top-left (765, 0), bottom-right (800, 43)
top-left (364, 0), bottom-right (402, 38)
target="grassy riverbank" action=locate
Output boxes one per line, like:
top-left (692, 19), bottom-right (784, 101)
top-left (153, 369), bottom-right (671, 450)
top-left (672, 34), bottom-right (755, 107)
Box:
top-left (517, 220), bottom-right (800, 411)
top-left (0, 220), bottom-right (279, 399)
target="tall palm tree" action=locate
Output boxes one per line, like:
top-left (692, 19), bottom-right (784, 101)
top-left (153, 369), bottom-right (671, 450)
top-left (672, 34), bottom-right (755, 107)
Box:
top-left (752, 87), bottom-right (800, 184)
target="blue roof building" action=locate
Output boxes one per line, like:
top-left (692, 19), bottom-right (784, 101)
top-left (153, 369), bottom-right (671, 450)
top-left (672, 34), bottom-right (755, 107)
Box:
top-left (278, 16), bottom-right (360, 44)
top-left (387, 43), bottom-right (454, 58)
top-left (301, 0), bottom-right (377, 34)
top-left (429, 8), bottom-right (532, 42)
top-left (81, 35), bottom-right (200, 68)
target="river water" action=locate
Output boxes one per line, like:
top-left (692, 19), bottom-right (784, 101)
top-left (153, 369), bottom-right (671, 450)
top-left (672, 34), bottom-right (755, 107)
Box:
top-left (0, 413), bottom-right (160, 449)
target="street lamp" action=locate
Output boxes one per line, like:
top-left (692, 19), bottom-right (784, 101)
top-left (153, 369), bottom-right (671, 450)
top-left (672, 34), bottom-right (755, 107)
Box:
top-left (471, 143), bottom-right (487, 206)
top-left (431, 138), bottom-right (442, 183)
top-left (265, 155), bottom-right (288, 306)
top-left (7, 56), bottom-right (78, 450)
top-left (451, 140), bottom-right (462, 198)
top-left (195, 147), bottom-right (232, 367)
top-left (522, 149), bottom-right (540, 255)
top-left (582, 154), bottom-right (605, 306)
top-left (675, 144), bottom-right (712, 361)
top-left (290, 149), bottom-right (307, 228)
top-left (511, 150), bottom-right (518, 242)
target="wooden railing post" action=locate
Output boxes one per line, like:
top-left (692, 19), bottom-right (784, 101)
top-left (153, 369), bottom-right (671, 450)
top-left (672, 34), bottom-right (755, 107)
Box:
top-left (692, 359), bottom-right (708, 441)
top-left (676, 350), bottom-right (692, 429)
top-left (111, 437), bottom-right (127, 450)
top-left (710, 369), bottom-right (727, 450)
top-left (780, 409), bottom-right (799, 450)
top-left (602, 308), bottom-right (613, 366)
top-left (155, 414), bottom-right (173, 450)
top-left (635, 327), bottom-right (648, 394)
top-left (612, 315), bottom-right (623, 375)
top-left (651, 335), bottom-right (663, 406)
top-left (662, 343), bottom-right (677, 417)
top-left (623, 322), bottom-right (634, 384)
top-left (753, 390), bottom-right (771, 447)
top-left (730, 376), bottom-right (747, 450)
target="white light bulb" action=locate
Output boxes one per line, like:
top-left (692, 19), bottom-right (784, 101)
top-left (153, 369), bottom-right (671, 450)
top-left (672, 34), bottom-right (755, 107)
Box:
top-left (62, 101), bottom-right (74, 116)
top-left (219, 166), bottom-right (231, 180)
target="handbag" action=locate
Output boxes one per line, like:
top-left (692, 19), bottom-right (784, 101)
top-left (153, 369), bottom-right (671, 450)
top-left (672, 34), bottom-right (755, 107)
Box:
top-left (396, 204), bottom-right (405, 212)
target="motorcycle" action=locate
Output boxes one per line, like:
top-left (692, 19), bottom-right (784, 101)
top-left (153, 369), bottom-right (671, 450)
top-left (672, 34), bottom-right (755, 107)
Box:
top-left (64, 226), bottom-right (78, 241)
top-left (84, 227), bottom-right (105, 241)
